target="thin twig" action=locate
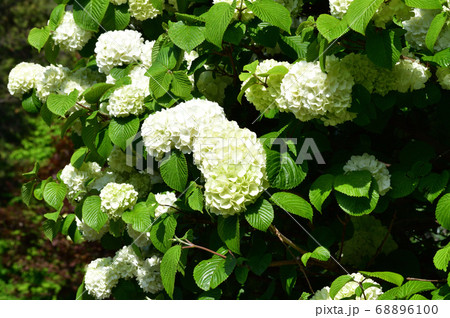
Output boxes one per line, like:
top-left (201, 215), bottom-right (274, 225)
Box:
top-left (406, 277), bottom-right (447, 283)
top-left (181, 239), bottom-right (227, 259)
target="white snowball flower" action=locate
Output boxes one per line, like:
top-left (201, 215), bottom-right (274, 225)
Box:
top-left (393, 58), bottom-right (431, 93)
top-left (437, 67), bottom-right (450, 90)
top-left (112, 245), bottom-right (141, 278)
top-left (310, 287), bottom-right (332, 300)
top-left (243, 59), bottom-right (291, 115)
top-left (60, 162), bottom-right (102, 201)
top-left (329, 0), bottom-right (352, 19)
top-left (7, 62), bottom-right (44, 98)
top-left (154, 192), bottom-right (178, 218)
top-left (119, 171), bottom-right (153, 198)
top-left (129, 65), bottom-right (150, 96)
top-left (343, 153), bottom-right (391, 196)
top-left (140, 40), bottom-right (155, 69)
top-left (89, 169), bottom-right (117, 192)
top-left (276, 58), bottom-right (354, 125)
top-left (52, 11), bottom-right (93, 52)
top-left (213, 0), bottom-right (256, 22)
top-left (127, 224), bottom-right (152, 247)
top-left (403, 9), bottom-right (450, 52)
top-left (106, 84), bottom-right (146, 117)
top-left (36, 65), bottom-right (70, 102)
top-left (108, 146), bottom-right (134, 173)
top-left (76, 217), bottom-right (109, 242)
top-left (128, 0), bottom-right (161, 21)
top-left (373, 0), bottom-right (413, 28)
top-left (184, 50), bottom-right (199, 70)
top-left (196, 71), bottom-right (233, 105)
top-left (334, 273), bottom-right (383, 300)
top-left (100, 182), bottom-right (138, 219)
top-left (136, 255), bottom-right (164, 294)
top-left (95, 30), bottom-right (144, 74)
top-left (84, 257), bottom-right (120, 299)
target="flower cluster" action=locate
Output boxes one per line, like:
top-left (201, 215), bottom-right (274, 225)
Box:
top-left (341, 216), bottom-right (398, 267)
top-left (437, 67), bottom-right (450, 90)
top-left (127, 224), bottom-right (152, 248)
top-left (7, 62), bottom-right (44, 98)
top-left (100, 182), bottom-right (138, 219)
top-left (60, 162), bottom-right (102, 201)
top-left (343, 153), bottom-right (391, 195)
top-left (51, 11), bottom-right (93, 52)
top-left (403, 9), bottom-right (450, 52)
top-left (107, 85), bottom-right (146, 117)
top-left (76, 217), bottom-right (109, 242)
top-left (128, 0), bottom-right (161, 21)
top-left (393, 58), bottom-right (431, 93)
top-left (142, 99), bottom-right (268, 215)
top-left (213, 0), bottom-right (257, 22)
top-left (35, 65), bottom-right (69, 102)
top-left (196, 71), bottom-right (233, 105)
top-left (154, 192), bottom-right (178, 219)
top-left (311, 273), bottom-right (383, 300)
top-left (275, 57), bottom-right (355, 126)
top-left (84, 247), bottom-right (163, 299)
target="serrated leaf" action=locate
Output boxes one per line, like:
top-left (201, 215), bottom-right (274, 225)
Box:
top-left (217, 215), bottom-right (240, 254)
top-left (23, 162), bottom-right (40, 178)
top-left (245, 0), bottom-right (292, 34)
top-left (426, 12), bottom-right (447, 52)
top-left (73, 0), bottom-right (110, 32)
top-left (171, 71), bottom-right (192, 98)
top-left (244, 198), bottom-right (274, 231)
top-left (343, 0), bottom-right (384, 35)
top-left (150, 214), bottom-right (177, 253)
top-left (366, 27), bottom-right (404, 68)
top-left (122, 202), bottom-right (156, 232)
top-left (422, 48), bottom-right (450, 67)
top-left (433, 244), bottom-right (450, 272)
top-left (22, 90), bottom-right (42, 113)
top-left (279, 35), bottom-right (309, 59)
top-left (419, 171), bottom-right (449, 203)
top-left (359, 271), bottom-right (404, 287)
top-left (83, 83), bottom-right (114, 104)
top-left (397, 281), bottom-right (436, 299)
top-left (329, 275), bottom-right (353, 299)
top-left (43, 219), bottom-right (62, 241)
top-left (187, 187), bottom-right (204, 212)
top-left (270, 192), bottom-right (313, 222)
top-left (436, 193), bottom-right (450, 230)
top-left (265, 148), bottom-right (307, 190)
top-left (316, 14), bottom-right (348, 41)
top-left (28, 27), bottom-right (50, 52)
top-left (160, 151), bottom-right (188, 192)
top-left (309, 174), bottom-right (334, 213)
top-left (82, 196), bottom-right (108, 233)
top-left (47, 90), bottom-right (79, 117)
top-left (405, 0), bottom-right (442, 9)
top-left (161, 245), bottom-right (182, 299)
top-left (48, 4), bottom-right (66, 31)
top-left (310, 246), bottom-right (330, 262)
top-left (168, 21), bottom-right (205, 52)
top-left (44, 38), bottom-right (60, 64)
top-left (22, 181), bottom-right (36, 207)
top-left (70, 147), bottom-right (88, 169)
top-left (62, 214), bottom-right (76, 236)
top-left (102, 3), bottom-right (130, 31)
top-left (335, 185), bottom-right (379, 216)
top-left (43, 182), bottom-right (67, 210)
top-left (193, 250), bottom-right (236, 291)
top-left (389, 170), bottom-right (419, 199)
top-left (108, 116), bottom-right (139, 150)
top-left (204, 2), bottom-right (235, 48)
top-left (334, 170), bottom-right (372, 198)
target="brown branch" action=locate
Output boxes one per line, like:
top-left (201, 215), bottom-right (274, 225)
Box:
top-left (269, 225), bottom-right (308, 254)
top-left (406, 277), bottom-right (447, 283)
top-left (181, 241), bottom-right (227, 259)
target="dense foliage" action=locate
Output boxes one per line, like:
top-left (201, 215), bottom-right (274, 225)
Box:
top-left (8, 0), bottom-right (450, 300)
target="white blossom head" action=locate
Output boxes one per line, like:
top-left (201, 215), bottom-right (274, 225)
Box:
top-left (7, 62), bottom-right (44, 98)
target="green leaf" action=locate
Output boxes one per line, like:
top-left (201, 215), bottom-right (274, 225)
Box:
top-left (22, 181), bottom-right (36, 207)
top-left (43, 182), bottom-right (67, 210)
top-left (160, 151), bottom-right (188, 192)
top-left (171, 71), bottom-right (192, 98)
top-left (62, 214), bottom-right (75, 236)
top-left (204, 2), bottom-right (235, 48)
top-left (102, 3), bottom-right (130, 31)
top-left (265, 148), bottom-right (307, 190)
top-left (108, 116), bottom-right (140, 150)
top-left (217, 215), bottom-right (240, 254)
top-left (43, 219), bottom-right (62, 241)
top-left (359, 271), bottom-right (404, 286)
top-left (279, 35), bottom-right (309, 59)
top-left (422, 48), bottom-right (450, 67)
top-left (22, 90), bottom-right (41, 113)
top-left (73, 0), bottom-right (110, 32)
top-left (44, 38), bottom-right (60, 65)
top-left (433, 243), bottom-right (450, 272)
top-left (187, 187), bottom-right (204, 212)
top-left (311, 246), bottom-right (331, 262)
top-left (61, 110), bottom-right (86, 138)
top-left (82, 196), bottom-right (108, 233)
top-left (235, 266), bottom-right (249, 284)
top-left (316, 14), bottom-right (348, 42)
top-left (146, 59), bottom-right (174, 99)
top-left (436, 193), bottom-right (450, 230)
top-left (122, 202), bottom-right (156, 232)
top-left (70, 147), bottom-right (88, 169)
top-left (426, 12), bottom-right (447, 52)
top-left (419, 171), bottom-right (449, 203)
top-left (335, 186), bottom-right (379, 216)
top-left (334, 170), bottom-right (373, 198)
top-left (309, 174), bottom-right (334, 213)
top-left (28, 27), bottom-right (50, 52)
top-left (168, 22), bottom-right (205, 52)
top-left (366, 27), bottom-right (404, 68)
top-left (270, 192), bottom-right (313, 222)
top-left (238, 77), bottom-right (258, 104)
top-left (329, 275), bottom-right (353, 299)
top-left (244, 198), bottom-right (274, 231)
top-left (23, 162), bottom-right (40, 178)
top-left (389, 170), bottom-right (419, 199)
top-left (150, 214), bottom-right (177, 253)
top-left (48, 4), bottom-right (66, 31)
top-left (193, 250), bottom-right (236, 291)
top-left (83, 83), bottom-right (114, 104)
top-left (161, 245), bottom-right (182, 299)
top-left (404, 0), bottom-right (442, 9)
top-left (245, 0), bottom-right (292, 34)
top-left (198, 288), bottom-right (223, 300)
top-left (223, 22), bottom-right (246, 46)
top-left (47, 90), bottom-right (79, 117)
top-left (40, 103), bottom-right (54, 126)
top-left (343, 0), bottom-right (384, 35)
top-left (397, 281), bottom-right (436, 299)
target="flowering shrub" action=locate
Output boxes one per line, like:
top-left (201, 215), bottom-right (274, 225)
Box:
top-left (9, 0), bottom-right (450, 300)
